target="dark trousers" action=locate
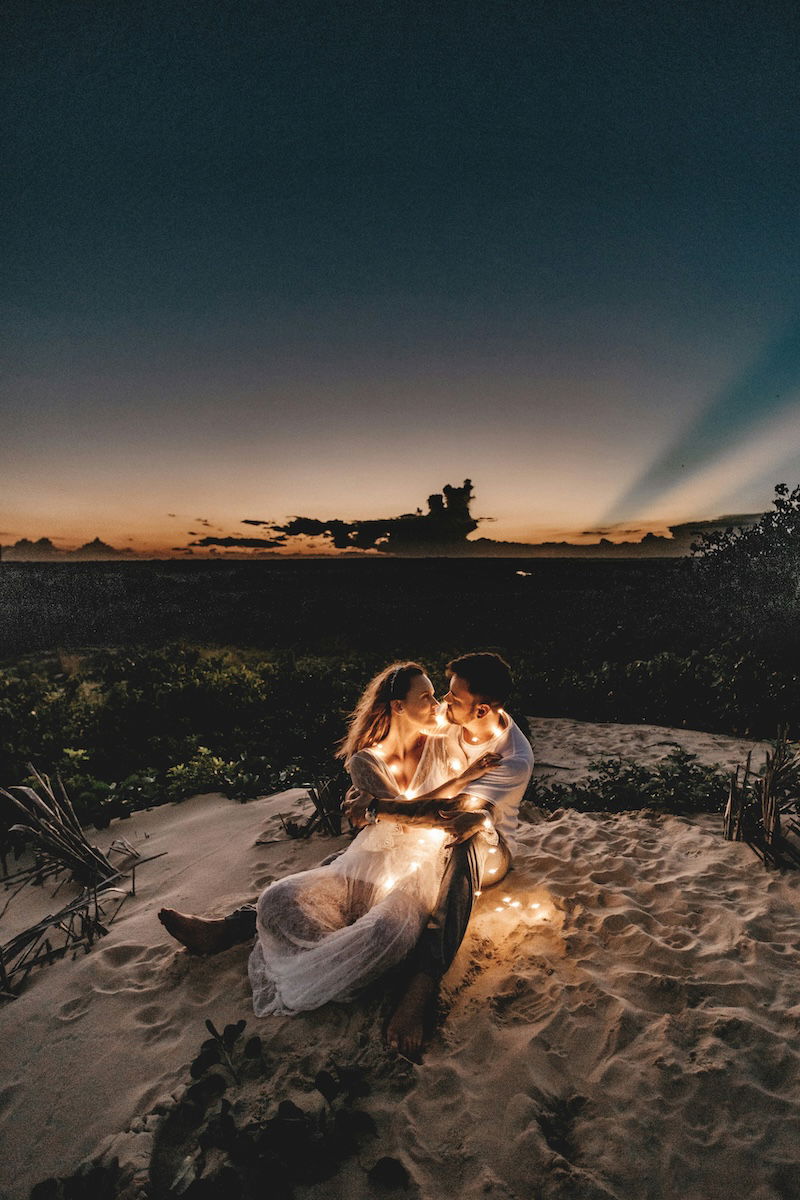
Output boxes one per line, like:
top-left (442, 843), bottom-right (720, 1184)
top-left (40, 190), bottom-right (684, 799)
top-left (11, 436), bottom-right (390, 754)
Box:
top-left (411, 837), bottom-right (482, 979)
top-left (225, 839), bottom-right (491, 983)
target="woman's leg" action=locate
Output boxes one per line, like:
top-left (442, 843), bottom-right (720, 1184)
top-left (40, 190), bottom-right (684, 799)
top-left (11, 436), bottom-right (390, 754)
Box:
top-left (257, 869), bottom-right (352, 947)
top-left (157, 849), bottom-right (345, 954)
top-left (252, 870), bottom-right (424, 1013)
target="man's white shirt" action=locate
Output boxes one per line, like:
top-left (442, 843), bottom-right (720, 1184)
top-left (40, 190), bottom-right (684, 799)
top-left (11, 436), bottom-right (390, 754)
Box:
top-left (445, 714), bottom-right (534, 857)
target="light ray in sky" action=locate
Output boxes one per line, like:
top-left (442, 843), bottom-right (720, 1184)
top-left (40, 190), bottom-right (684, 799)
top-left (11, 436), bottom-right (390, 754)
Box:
top-left (604, 319), bottom-right (800, 524)
top-left (634, 404), bottom-right (800, 526)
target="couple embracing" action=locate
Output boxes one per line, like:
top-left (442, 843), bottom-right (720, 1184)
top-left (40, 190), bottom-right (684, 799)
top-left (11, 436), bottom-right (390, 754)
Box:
top-left (159, 652), bottom-right (533, 1059)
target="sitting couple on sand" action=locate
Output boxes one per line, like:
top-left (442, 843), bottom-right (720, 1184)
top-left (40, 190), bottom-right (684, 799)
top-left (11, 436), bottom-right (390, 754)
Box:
top-left (159, 652), bottom-right (534, 1059)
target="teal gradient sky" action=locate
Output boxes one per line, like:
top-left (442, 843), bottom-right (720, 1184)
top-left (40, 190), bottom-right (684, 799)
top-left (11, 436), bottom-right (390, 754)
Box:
top-left (2, 1), bottom-right (798, 554)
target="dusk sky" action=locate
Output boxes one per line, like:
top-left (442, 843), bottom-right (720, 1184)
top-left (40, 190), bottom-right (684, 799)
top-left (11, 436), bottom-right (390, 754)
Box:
top-left (3, 1), bottom-right (799, 555)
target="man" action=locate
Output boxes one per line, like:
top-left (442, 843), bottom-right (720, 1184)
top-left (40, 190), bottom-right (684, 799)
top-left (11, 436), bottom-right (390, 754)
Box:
top-left (346, 652), bottom-right (534, 1058)
top-left (158, 651), bottom-right (533, 1059)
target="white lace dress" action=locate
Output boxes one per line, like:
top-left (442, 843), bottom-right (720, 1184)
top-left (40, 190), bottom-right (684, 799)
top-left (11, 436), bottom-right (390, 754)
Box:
top-left (248, 734), bottom-right (454, 1016)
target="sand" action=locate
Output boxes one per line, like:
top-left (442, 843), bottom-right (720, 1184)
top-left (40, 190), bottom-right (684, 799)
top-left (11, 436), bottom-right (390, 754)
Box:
top-left (2, 718), bottom-right (799, 1200)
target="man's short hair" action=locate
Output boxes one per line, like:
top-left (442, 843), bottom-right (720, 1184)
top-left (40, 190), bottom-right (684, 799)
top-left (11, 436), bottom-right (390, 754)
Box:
top-left (446, 652), bottom-right (513, 707)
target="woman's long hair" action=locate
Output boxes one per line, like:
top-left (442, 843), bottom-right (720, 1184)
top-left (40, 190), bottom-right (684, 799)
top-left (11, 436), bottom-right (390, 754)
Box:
top-left (335, 661), bottom-right (426, 761)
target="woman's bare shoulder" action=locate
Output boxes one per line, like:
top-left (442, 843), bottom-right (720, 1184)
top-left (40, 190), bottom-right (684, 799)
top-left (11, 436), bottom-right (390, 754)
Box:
top-left (347, 747), bottom-right (382, 768)
top-left (347, 748), bottom-right (392, 794)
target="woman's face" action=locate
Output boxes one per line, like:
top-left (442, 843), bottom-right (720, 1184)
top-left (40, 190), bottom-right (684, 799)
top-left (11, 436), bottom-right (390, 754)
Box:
top-left (395, 672), bottom-right (439, 731)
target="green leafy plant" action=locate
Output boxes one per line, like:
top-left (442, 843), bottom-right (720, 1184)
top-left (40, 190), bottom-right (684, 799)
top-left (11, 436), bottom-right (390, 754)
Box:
top-left (143, 1016), bottom-right (385, 1198)
top-left (521, 748), bottom-right (731, 816)
top-left (691, 482), bottom-right (800, 657)
top-left (165, 748), bottom-right (231, 803)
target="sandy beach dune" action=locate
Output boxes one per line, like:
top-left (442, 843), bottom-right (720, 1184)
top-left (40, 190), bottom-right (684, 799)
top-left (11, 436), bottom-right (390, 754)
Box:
top-left (2, 719), bottom-right (799, 1200)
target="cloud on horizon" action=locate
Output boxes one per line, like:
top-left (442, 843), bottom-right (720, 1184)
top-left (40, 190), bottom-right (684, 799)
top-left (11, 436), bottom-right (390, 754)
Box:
top-left (189, 535), bottom-right (286, 549)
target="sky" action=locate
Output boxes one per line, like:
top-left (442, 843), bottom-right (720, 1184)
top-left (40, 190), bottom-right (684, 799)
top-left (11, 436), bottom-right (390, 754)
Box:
top-left (2, 0), bottom-right (799, 556)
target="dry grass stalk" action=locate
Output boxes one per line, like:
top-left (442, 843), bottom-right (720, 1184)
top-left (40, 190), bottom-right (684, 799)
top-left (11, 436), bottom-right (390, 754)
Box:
top-left (724, 731), bottom-right (800, 869)
top-left (0, 772), bottom-right (169, 1000)
top-left (0, 882), bottom-right (128, 1001)
top-left (1, 767), bottom-right (117, 890)
top-left (278, 774), bottom-right (349, 839)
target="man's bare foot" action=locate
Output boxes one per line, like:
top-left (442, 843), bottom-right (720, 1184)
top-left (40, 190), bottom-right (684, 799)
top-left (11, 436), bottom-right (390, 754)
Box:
top-left (385, 972), bottom-right (438, 1062)
top-left (157, 909), bottom-right (234, 955)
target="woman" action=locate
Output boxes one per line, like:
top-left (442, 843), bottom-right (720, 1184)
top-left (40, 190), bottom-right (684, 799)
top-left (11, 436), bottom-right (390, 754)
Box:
top-left (247, 661), bottom-right (499, 1016)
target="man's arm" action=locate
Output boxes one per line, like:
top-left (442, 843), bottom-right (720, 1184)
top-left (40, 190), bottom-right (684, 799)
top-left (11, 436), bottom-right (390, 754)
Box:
top-left (343, 787), bottom-right (473, 829)
top-left (462, 754), bottom-right (532, 803)
top-left (456, 752), bottom-right (533, 845)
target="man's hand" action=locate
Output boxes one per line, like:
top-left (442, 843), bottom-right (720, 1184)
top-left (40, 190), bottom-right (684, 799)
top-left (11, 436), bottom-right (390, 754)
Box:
top-left (457, 751), bottom-right (502, 787)
top-left (342, 786), bottom-right (373, 829)
top-left (433, 792), bottom-right (485, 819)
top-left (440, 810), bottom-right (493, 847)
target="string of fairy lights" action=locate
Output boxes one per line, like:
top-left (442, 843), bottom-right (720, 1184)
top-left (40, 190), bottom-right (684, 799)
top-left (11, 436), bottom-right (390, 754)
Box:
top-left (366, 712), bottom-right (554, 924)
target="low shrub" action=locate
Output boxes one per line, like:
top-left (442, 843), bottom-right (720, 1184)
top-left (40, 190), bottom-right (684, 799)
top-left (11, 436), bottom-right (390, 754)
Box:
top-left (522, 748), bottom-right (731, 816)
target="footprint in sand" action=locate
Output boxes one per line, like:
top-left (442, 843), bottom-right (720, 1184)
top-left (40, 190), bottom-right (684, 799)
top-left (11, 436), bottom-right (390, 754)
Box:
top-left (181, 970), bottom-right (218, 1005)
top-left (492, 984), bottom-right (554, 1027)
top-left (250, 873), bottom-right (275, 890)
top-left (134, 1002), bottom-right (168, 1027)
top-left (663, 930), bottom-right (695, 949)
top-left (91, 941), bottom-right (170, 996)
top-left (56, 993), bottom-right (92, 1022)
top-left (131, 1001), bottom-right (179, 1044)
top-left (613, 969), bottom-right (687, 1013)
top-left (96, 941), bottom-right (149, 967)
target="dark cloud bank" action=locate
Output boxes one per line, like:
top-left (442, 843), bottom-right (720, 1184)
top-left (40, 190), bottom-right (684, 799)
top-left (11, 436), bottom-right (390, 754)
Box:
top-left (192, 480), bottom-right (762, 559)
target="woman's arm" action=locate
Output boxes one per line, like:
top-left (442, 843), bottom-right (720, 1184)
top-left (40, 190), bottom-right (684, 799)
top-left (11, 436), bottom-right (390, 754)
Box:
top-left (347, 751), bottom-right (502, 829)
top-left (400, 750), bottom-right (501, 807)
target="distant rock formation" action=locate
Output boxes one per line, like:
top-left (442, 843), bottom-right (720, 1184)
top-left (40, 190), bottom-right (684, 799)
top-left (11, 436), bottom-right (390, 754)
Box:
top-left (2, 537), bottom-right (63, 561)
top-left (2, 536), bottom-right (135, 562)
top-left (68, 538), bottom-right (135, 560)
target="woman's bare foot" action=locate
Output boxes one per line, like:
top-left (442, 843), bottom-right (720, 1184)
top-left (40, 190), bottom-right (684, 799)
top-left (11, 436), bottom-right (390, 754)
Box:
top-left (157, 909), bottom-right (234, 954)
top-left (384, 972), bottom-right (438, 1062)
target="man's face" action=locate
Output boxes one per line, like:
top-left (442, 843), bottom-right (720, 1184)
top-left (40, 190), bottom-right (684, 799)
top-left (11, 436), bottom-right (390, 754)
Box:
top-left (443, 673), bottom-right (480, 726)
